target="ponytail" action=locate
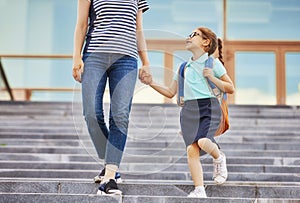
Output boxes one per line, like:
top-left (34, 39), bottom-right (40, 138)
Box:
top-left (217, 38), bottom-right (224, 65)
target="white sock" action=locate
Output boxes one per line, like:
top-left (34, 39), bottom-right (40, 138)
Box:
top-left (195, 186), bottom-right (205, 192)
top-left (102, 164), bottom-right (118, 183)
top-left (215, 154), bottom-right (223, 162)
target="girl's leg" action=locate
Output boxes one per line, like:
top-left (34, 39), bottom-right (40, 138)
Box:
top-left (187, 143), bottom-right (203, 186)
top-left (197, 138), bottom-right (220, 159)
top-left (186, 143), bottom-right (207, 198)
top-left (198, 138), bottom-right (227, 185)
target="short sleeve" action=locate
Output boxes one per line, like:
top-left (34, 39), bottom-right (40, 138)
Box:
top-left (138, 0), bottom-right (149, 13)
top-left (213, 58), bottom-right (227, 78)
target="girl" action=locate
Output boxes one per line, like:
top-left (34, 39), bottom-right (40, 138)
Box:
top-left (140, 27), bottom-right (234, 198)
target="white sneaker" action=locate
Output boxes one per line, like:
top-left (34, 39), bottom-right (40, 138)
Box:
top-left (187, 187), bottom-right (207, 198)
top-left (213, 151), bottom-right (228, 185)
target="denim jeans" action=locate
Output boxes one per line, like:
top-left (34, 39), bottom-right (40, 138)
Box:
top-left (81, 52), bottom-right (137, 167)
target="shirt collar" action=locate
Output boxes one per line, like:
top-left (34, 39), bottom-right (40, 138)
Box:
top-left (187, 53), bottom-right (209, 67)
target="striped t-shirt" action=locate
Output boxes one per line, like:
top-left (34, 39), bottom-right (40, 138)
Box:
top-left (83, 0), bottom-right (149, 59)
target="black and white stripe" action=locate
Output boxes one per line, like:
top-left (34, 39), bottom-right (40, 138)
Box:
top-left (84, 0), bottom-right (149, 59)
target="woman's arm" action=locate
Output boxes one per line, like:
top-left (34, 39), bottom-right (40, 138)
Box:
top-left (72, 0), bottom-right (90, 82)
top-left (136, 10), bottom-right (150, 78)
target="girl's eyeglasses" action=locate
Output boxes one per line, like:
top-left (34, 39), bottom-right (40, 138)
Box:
top-left (188, 32), bottom-right (202, 38)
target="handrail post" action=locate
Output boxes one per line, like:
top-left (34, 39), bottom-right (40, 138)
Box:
top-left (25, 89), bottom-right (32, 101)
top-left (0, 58), bottom-right (14, 101)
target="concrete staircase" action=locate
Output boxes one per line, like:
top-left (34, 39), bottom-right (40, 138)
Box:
top-left (0, 101), bottom-right (299, 203)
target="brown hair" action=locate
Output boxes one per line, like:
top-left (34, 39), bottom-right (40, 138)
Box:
top-left (197, 27), bottom-right (217, 56)
top-left (217, 38), bottom-right (224, 65)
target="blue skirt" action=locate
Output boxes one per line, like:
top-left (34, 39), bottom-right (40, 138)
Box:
top-left (180, 98), bottom-right (221, 148)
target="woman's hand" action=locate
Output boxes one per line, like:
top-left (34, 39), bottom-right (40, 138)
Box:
top-left (139, 66), bottom-right (152, 85)
top-left (72, 57), bottom-right (84, 83)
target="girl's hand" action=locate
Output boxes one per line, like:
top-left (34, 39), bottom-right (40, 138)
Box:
top-left (140, 71), bottom-right (152, 85)
top-left (139, 66), bottom-right (152, 85)
top-left (72, 57), bottom-right (84, 83)
top-left (203, 68), bottom-right (214, 80)
top-left (138, 65), bottom-right (149, 79)
top-left (142, 72), bottom-right (153, 85)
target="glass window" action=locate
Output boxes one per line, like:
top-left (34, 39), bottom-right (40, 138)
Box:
top-left (235, 52), bottom-right (276, 105)
top-left (145, 0), bottom-right (223, 39)
top-left (2, 58), bottom-right (73, 88)
top-left (173, 50), bottom-right (190, 73)
top-left (227, 0), bottom-right (300, 40)
top-left (134, 51), bottom-right (166, 103)
top-left (286, 53), bottom-right (300, 105)
top-left (0, 0), bottom-right (76, 54)
top-left (1, 58), bottom-right (76, 101)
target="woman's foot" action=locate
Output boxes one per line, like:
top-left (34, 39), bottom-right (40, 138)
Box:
top-left (94, 168), bottom-right (122, 183)
top-left (97, 179), bottom-right (122, 195)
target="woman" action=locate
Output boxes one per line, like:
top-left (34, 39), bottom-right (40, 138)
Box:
top-left (72, 0), bottom-right (150, 195)
top-left (140, 27), bottom-right (234, 198)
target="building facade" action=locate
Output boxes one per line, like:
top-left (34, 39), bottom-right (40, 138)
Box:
top-left (0, 0), bottom-right (299, 105)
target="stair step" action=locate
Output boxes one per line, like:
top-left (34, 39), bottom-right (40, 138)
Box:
top-left (1, 145), bottom-right (300, 156)
top-left (0, 161), bottom-right (299, 173)
top-left (1, 153), bottom-right (300, 165)
top-left (2, 193), bottom-right (282, 203)
top-left (0, 169), bottom-right (299, 182)
top-left (0, 101), bottom-right (299, 201)
top-left (1, 140), bottom-right (299, 151)
top-left (0, 181), bottom-right (299, 199)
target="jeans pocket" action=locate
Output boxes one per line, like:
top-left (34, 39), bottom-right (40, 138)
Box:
top-left (82, 52), bottom-right (92, 62)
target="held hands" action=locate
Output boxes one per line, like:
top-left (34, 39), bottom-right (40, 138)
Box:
top-left (72, 57), bottom-right (84, 83)
top-left (139, 66), bottom-right (152, 85)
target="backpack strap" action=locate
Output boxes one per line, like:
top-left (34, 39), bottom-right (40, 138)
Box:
top-left (205, 56), bottom-right (216, 89)
top-left (205, 57), bottom-right (226, 102)
top-left (177, 62), bottom-right (187, 106)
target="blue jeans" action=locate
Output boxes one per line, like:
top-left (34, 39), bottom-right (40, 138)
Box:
top-left (81, 52), bottom-right (137, 167)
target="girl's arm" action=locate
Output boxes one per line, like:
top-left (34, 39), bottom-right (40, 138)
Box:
top-left (149, 79), bottom-right (178, 99)
top-left (72, 0), bottom-right (90, 82)
top-left (204, 70), bottom-right (235, 94)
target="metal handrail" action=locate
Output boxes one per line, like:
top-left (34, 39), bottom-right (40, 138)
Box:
top-left (0, 40), bottom-right (182, 101)
top-left (0, 54), bottom-right (74, 101)
top-left (0, 59), bottom-right (14, 100)
top-left (0, 54), bottom-right (72, 59)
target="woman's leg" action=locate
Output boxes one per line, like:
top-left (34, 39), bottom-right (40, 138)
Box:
top-left (81, 53), bottom-right (109, 159)
top-left (104, 55), bottom-right (137, 179)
